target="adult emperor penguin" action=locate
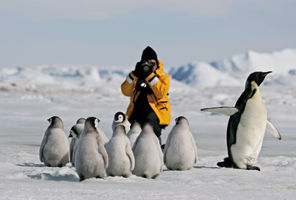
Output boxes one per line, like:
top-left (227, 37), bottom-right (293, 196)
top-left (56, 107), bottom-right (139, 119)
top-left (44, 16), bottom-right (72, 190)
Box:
top-left (201, 71), bottom-right (281, 171)
top-left (69, 118), bottom-right (85, 166)
top-left (164, 116), bottom-right (198, 170)
top-left (106, 125), bottom-right (135, 177)
top-left (132, 123), bottom-right (163, 179)
top-left (112, 111), bottom-right (131, 134)
top-left (39, 116), bottom-right (70, 167)
top-left (74, 117), bottom-right (108, 181)
top-left (127, 121), bottom-right (142, 148)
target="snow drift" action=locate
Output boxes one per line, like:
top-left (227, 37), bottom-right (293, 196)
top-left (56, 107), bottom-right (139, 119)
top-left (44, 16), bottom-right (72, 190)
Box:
top-left (0, 48), bottom-right (296, 90)
top-left (170, 48), bottom-right (296, 86)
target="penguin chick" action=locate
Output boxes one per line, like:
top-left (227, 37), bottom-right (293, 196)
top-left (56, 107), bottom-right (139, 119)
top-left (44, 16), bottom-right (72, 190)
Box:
top-left (106, 125), bottom-right (135, 177)
top-left (74, 117), bottom-right (108, 181)
top-left (39, 116), bottom-right (70, 167)
top-left (69, 118), bottom-right (85, 166)
top-left (164, 116), bottom-right (198, 170)
top-left (132, 123), bottom-right (163, 179)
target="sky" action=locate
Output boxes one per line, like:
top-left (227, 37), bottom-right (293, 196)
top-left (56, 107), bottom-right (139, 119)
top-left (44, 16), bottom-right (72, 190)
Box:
top-left (0, 0), bottom-right (295, 68)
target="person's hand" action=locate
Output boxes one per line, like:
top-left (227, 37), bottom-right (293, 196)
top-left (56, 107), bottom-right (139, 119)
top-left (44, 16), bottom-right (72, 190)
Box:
top-left (133, 61), bottom-right (153, 79)
top-left (133, 62), bottom-right (142, 77)
top-left (135, 79), bottom-right (148, 91)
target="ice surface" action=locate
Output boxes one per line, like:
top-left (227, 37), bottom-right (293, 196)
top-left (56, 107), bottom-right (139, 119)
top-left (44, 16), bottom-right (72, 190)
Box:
top-left (0, 83), bottom-right (295, 199)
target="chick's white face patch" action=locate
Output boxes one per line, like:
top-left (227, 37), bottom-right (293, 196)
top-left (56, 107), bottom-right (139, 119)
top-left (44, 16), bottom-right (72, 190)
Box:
top-left (117, 115), bottom-right (124, 123)
top-left (95, 119), bottom-right (99, 128)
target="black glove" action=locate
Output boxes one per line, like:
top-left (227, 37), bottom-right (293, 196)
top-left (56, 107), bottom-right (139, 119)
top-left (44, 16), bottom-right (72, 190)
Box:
top-left (133, 62), bottom-right (142, 77)
top-left (133, 61), bottom-right (153, 79)
top-left (135, 79), bottom-right (148, 91)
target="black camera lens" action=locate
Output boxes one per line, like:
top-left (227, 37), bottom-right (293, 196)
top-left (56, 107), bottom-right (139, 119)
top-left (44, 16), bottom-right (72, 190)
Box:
top-left (141, 61), bottom-right (152, 73)
top-left (143, 65), bottom-right (150, 72)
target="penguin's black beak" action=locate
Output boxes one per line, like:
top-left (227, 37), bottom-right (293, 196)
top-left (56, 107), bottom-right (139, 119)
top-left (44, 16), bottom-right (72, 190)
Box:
top-left (263, 71), bottom-right (272, 77)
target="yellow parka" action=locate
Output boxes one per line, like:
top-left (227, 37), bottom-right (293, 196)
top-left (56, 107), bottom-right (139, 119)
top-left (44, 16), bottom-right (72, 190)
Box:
top-left (121, 61), bottom-right (171, 126)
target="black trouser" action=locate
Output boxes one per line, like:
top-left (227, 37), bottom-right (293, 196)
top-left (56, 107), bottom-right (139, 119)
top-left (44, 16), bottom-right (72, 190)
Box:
top-left (130, 90), bottom-right (163, 145)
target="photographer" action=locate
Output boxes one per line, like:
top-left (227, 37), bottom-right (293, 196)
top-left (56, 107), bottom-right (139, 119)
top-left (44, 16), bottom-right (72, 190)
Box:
top-left (121, 46), bottom-right (171, 147)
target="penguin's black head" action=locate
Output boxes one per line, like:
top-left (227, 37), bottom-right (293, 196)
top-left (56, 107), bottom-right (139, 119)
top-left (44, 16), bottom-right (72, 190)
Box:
top-left (48, 116), bottom-right (63, 128)
top-left (76, 118), bottom-right (86, 124)
top-left (47, 116), bottom-right (60, 123)
top-left (246, 71), bottom-right (272, 87)
top-left (114, 112), bottom-right (126, 123)
top-left (68, 126), bottom-right (78, 138)
top-left (175, 116), bottom-right (188, 125)
top-left (85, 117), bottom-right (100, 130)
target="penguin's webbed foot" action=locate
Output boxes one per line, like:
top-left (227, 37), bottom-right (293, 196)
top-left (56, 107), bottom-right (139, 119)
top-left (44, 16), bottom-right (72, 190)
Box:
top-left (122, 174), bottom-right (129, 178)
top-left (217, 157), bottom-right (233, 168)
top-left (247, 165), bottom-right (260, 171)
top-left (142, 174), bottom-right (148, 178)
top-left (79, 176), bottom-right (85, 182)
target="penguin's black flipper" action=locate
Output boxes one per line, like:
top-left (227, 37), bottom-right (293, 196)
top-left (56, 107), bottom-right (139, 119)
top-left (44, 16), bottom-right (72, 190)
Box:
top-left (266, 120), bottom-right (282, 140)
top-left (200, 107), bottom-right (239, 116)
top-left (79, 176), bottom-right (85, 181)
top-left (217, 157), bottom-right (233, 168)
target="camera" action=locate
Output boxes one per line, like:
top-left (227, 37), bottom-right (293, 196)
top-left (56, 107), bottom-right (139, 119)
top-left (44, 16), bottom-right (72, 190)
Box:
top-left (141, 61), bottom-right (153, 73)
top-left (134, 60), bottom-right (154, 79)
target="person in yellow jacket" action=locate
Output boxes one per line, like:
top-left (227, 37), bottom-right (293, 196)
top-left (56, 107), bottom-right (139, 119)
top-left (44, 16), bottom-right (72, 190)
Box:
top-left (121, 46), bottom-right (171, 146)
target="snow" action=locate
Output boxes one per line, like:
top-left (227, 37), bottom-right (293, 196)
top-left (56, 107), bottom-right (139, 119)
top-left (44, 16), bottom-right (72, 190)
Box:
top-left (0, 49), bottom-right (296, 199)
top-left (169, 62), bottom-right (240, 86)
top-left (170, 48), bottom-right (296, 86)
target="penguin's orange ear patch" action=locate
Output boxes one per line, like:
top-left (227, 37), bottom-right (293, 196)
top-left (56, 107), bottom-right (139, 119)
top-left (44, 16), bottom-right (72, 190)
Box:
top-left (251, 81), bottom-right (259, 88)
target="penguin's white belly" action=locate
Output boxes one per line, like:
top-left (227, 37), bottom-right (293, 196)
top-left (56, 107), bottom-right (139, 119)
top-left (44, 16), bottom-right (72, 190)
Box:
top-left (231, 99), bottom-right (267, 168)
